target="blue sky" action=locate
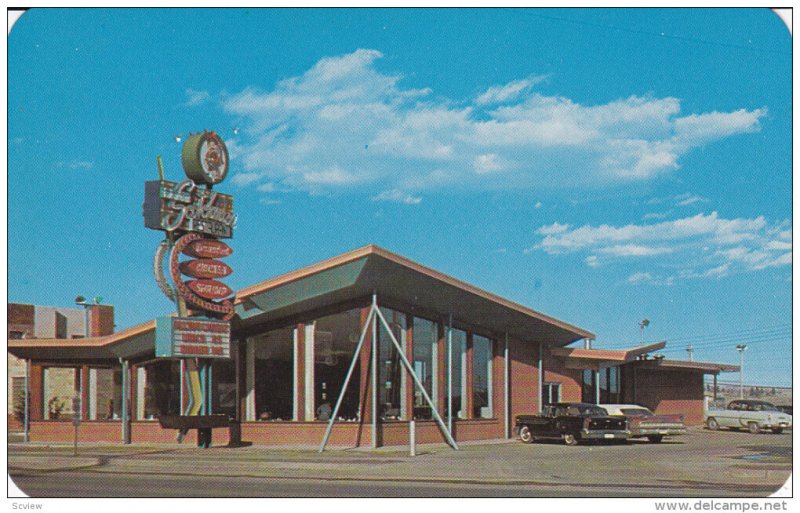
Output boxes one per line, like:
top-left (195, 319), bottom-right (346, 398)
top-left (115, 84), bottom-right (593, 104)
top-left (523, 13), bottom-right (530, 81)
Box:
top-left (8, 8), bottom-right (792, 386)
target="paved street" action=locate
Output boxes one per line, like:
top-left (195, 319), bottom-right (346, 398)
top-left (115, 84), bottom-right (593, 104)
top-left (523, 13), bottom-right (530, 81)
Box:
top-left (8, 428), bottom-right (791, 498)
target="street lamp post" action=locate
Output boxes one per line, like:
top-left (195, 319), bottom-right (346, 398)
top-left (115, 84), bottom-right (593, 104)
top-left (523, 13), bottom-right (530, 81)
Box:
top-left (74, 295), bottom-right (102, 338)
top-left (74, 296), bottom-right (102, 422)
top-left (736, 344), bottom-right (748, 399)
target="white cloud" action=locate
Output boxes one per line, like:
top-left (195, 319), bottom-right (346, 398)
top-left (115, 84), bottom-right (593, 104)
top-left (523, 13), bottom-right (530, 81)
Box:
top-left (627, 272), bottom-right (654, 284)
top-left (473, 153), bottom-right (504, 174)
top-left (372, 189), bottom-right (422, 205)
top-left (231, 172), bottom-right (262, 186)
top-left (184, 89), bottom-right (211, 107)
top-left (597, 244), bottom-right (673, 257)
top-left (218, 49), bottom-right (765, 198)
top-left (475, 76), bottom-right (547, 105)
top-left (536, 222), bottom-right (571, 236)
top-left (643, 211), bottom-right (671, 220)
top-left (674, 193), bottom-right (708, 207)
top-left (532, 212), bottom-right (790, 283)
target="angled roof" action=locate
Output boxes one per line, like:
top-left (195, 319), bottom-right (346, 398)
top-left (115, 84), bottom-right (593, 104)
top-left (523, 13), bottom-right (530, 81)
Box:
top-left (9, 244), bottom-right (595, 360)
top-left (553, 341), bottom-right (667, 369)
top-left (634, 359), bottom-right (740, 374)
top-left (235, 244), bottom-right (594, 345)
top-left (7, 320), bottom-right (155, 361)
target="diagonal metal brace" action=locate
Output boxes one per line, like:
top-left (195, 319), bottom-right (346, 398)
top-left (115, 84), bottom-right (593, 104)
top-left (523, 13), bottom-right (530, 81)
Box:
top-left (374, 307), bottom-right (459, 450)
top-left (318, 307), bottom-right (375, 452)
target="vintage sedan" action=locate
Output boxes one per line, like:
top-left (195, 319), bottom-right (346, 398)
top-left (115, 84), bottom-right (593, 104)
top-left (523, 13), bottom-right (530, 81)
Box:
top-left (601, 403), bottom-right (686, 443)
top-left (705, 399), bottom-right (792, 434)
top-left (515, 402), bottom-right (629, 445)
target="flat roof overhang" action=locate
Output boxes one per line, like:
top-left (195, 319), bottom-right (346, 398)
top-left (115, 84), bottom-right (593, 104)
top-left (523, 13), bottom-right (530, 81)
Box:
top-left (552, 341), bottom-right (667, 370)
top-left (8, 321), bottom-right (156, 362)
top-left (633, 359), bottom-right (740, 374)
top-left (234, 245), bottom-right (594, 346)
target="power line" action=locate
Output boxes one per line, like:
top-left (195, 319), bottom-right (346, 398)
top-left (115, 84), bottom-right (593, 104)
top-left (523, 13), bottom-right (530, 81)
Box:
top-left (520, 10), bottom-right (791, 57)
top-left (666, 323), bottom-right (791, 344)
top-left (662, 332), bottom-right (792, 350)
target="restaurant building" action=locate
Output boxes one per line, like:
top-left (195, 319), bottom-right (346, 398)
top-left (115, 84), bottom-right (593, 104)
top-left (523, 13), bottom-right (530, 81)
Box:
top-left (8, 245), bottom-right (738, 448)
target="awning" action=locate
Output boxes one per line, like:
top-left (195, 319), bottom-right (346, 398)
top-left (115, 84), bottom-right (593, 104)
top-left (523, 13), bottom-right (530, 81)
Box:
top-left (8, 320), bottom-right (156, 362)
top-left (235, 244), bottom-right (594, 345)
top-left (632, 359), bottom-right (740, 374)
top-left (552, 341), bottom-right (667, 369)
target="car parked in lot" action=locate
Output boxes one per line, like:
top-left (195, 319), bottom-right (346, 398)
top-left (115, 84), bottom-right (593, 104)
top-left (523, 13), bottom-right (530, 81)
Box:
top-left (515, 402), bottom-right (629, 445)
top-left (600, 403), bottom-right (686, 443)
top-left (705, 399), bottom-right (792, 434)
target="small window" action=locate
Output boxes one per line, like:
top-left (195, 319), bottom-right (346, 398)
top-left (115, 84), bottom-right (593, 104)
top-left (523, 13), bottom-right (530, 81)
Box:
top-left (9, 331), bottom-right (24, 340)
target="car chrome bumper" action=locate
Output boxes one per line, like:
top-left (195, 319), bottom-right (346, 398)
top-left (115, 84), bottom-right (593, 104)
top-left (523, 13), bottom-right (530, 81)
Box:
top-left (634, 427), bottom-right (687, 436)
top-left (581, 429), bottom-right (630, 440)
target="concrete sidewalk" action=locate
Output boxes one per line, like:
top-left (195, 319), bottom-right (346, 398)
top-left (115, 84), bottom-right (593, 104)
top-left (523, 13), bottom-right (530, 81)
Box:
top-left (8, 430), bottom-right (792, 494)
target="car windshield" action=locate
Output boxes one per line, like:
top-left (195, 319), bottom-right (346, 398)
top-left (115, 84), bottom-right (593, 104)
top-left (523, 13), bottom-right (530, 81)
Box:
top-left (565, 405), bottom-right (607, 416)
top-left (620, 408), bottom-right (653, 416)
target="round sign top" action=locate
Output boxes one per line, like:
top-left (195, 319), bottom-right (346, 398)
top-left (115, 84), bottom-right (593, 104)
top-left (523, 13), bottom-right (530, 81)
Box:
top-left (181, 131), bottom-right (229, 185)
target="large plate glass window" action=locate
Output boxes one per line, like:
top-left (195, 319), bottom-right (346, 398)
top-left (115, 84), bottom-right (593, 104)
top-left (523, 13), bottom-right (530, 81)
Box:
top-left (143, 360), bottom-right (181, 419)
top-left (313, 308), bottom-right (362, 421)
top-left (472, 334), bottom-right (493, 418)
top-left (446, 328), bottom-right (467, 420)
top-left (412, 317), bottom-right (439, 419)
top-left (252, 327), bottom-right (294, 421)
top-left (379, 307), bottom-right (406, 420)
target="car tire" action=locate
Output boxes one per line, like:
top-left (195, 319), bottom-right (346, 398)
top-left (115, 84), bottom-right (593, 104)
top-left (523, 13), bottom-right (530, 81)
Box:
top-left (748, 422), bottom-right (760, 434)
top-left (771, 428), bottom-right (783, 434)
top-left (706, 417), bottom-right (719, 431)
top-left (647, 435), bottom-right (663, 443)
top-left (563, 433), bottom-right (578, 446)
top-left (519, 425), bottom-right (534, 443)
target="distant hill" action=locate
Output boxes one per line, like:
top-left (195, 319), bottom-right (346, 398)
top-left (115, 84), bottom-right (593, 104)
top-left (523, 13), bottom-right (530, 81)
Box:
top-left (704, 381), bottom-right (792, 405)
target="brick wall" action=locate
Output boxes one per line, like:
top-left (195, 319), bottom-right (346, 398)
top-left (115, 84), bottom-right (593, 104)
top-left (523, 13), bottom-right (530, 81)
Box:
top-left (634, 368), bottom-right (706, 425)
top-left (508, 338), bottom-right (538, 419)
top-left (89, 305), bottom-right (115, 337)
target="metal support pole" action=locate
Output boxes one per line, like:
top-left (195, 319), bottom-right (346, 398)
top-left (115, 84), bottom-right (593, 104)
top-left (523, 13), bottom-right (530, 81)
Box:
top-left (504, 332), bottom-right (509, 439)
top-left (180, 359), bottom-right (185, 414)
top-left (207, 361), bottom-right (213, 415)
top-left (713, 374), bottom-right (718, 401)
top-left (447, 314), bottom-right (453, 434)
top-left (538, 343), bottom-right (543, 413)
top-left (375, 307), bottom-right (458, 450)
top-left (23, 359), bottom-right (30, 443)
top-left (371, 292), bottom-right (378, 449)
top-left (595, 369), bottom-right (601, 404)
top-left (319, 307), bottom-right (375, 452)
top-left (120, 358), bottom-right (129, 444)
top-left (409, 420), bottom-right (416, 457)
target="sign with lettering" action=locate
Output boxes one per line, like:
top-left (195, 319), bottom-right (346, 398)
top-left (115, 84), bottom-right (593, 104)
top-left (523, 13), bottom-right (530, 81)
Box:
top-left (186, 279), bottom-right (234, 300)
top-left (143, 179), bottom-right (236, 239)
top-left (181, 131), bottom-right (229, 186)
top-left (155, 316), bottom-right (231, 359)
top-left (182, 238), bottom-right (233, 259)
top-left (179, 259), bottom-right (233, 279)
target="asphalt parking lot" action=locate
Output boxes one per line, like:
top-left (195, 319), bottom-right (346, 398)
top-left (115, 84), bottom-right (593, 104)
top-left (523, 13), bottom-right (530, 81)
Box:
top-left (8, 427), bottom-right (792, 497)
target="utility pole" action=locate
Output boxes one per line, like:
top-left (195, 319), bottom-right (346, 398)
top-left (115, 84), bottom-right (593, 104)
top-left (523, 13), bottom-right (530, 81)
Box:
top-left (736, 344), bottom-right (748, 399)
top-left (686, 343), bottom-right (694, 362)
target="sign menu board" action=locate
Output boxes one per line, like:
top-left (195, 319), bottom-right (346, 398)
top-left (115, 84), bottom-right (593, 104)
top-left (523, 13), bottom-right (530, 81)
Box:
top-left (155, 316), bottom-right (231, 359)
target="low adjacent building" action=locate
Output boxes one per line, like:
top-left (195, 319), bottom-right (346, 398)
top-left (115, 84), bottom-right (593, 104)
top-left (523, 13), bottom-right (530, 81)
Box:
top-left (8, 245), bottom-right (737, 447)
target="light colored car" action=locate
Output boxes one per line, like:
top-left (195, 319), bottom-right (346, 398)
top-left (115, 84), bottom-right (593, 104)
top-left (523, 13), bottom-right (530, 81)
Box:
top-left (705, 399), bottom-right (792, 434)
top-left (601, 404), bottom-right (686, 443)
